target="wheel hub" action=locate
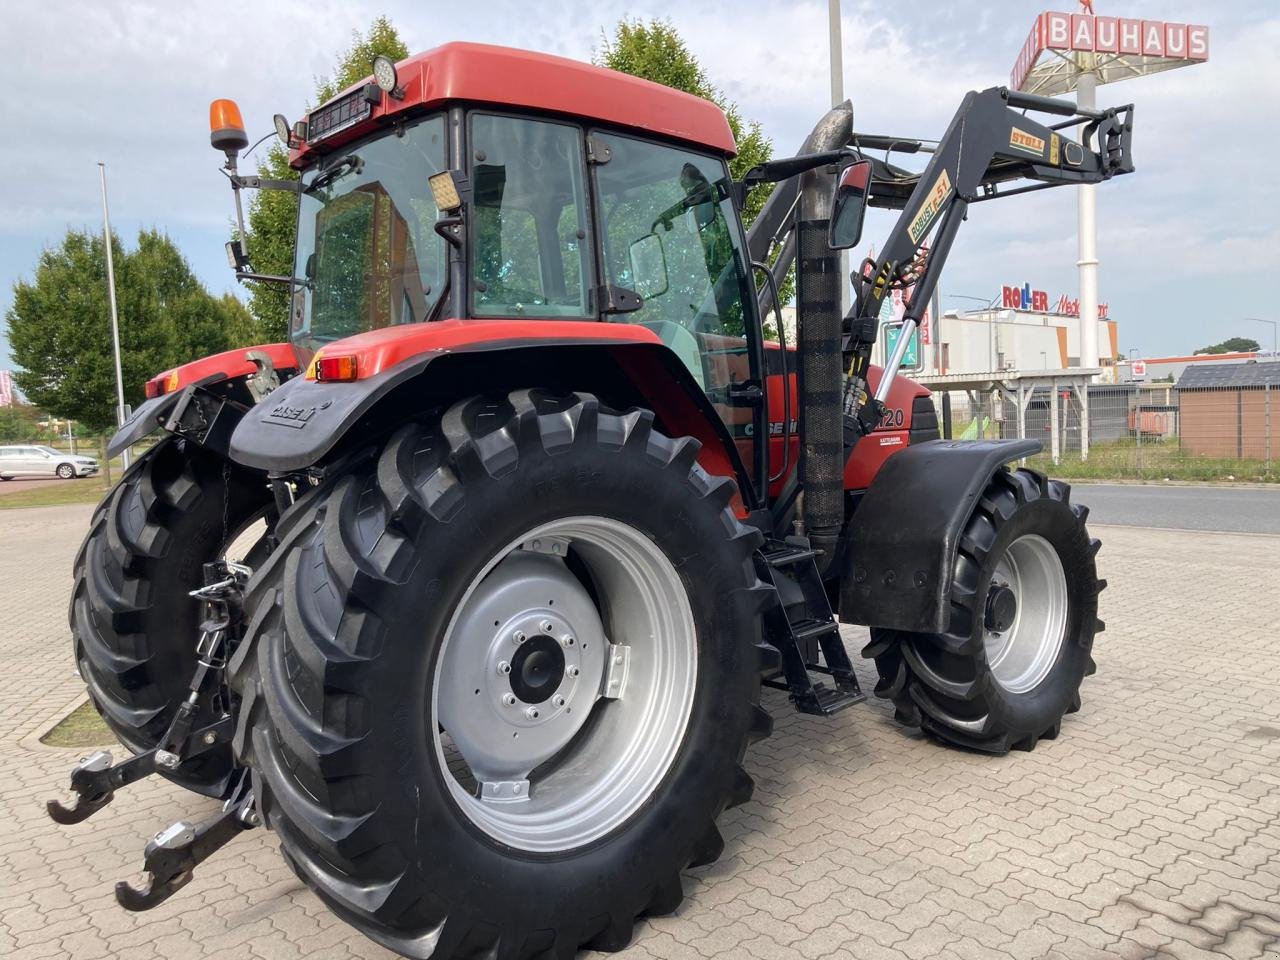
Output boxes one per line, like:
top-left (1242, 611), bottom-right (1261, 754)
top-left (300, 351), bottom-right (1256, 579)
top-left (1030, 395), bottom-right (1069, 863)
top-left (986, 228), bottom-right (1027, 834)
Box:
top-left (437, 550), bottom-right (605, 791)
top-left (984, 583), bottom-right (1018, 633)
top-left (432, 516), bottom-right (697, 852)
top-left (981, 534), bottom-right (1069, 694)
top-left (509, 635), bottom-right (565, 704)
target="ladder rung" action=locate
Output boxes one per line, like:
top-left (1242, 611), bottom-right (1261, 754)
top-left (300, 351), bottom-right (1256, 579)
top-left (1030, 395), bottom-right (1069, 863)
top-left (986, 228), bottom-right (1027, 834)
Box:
top-left (763, 547), bottom-right (818, 567)
top-left (792, 618), bottom-right (838, 642)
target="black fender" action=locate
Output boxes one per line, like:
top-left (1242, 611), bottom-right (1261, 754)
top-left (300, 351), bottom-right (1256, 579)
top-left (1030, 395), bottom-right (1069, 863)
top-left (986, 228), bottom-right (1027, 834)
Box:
top-left (106, 378), bottom-right (221, 459)
top-left (839, 438), bottom-right (1042, 633)
top-left (227, 340), bottom-right (756, 506)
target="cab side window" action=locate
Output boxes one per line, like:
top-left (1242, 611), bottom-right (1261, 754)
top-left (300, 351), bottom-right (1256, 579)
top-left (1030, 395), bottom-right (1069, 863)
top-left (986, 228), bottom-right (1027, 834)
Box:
top-left (469, 115), bottom-right (595, 318)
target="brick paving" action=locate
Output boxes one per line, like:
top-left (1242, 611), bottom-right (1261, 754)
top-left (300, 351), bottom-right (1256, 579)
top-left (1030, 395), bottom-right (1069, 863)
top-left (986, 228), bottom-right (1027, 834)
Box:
top-left (1, 503), bottom-right (1278, 959)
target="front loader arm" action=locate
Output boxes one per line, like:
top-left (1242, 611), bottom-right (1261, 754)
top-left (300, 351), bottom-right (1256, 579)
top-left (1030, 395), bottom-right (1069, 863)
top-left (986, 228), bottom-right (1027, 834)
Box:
top-left (843, 86), bottom-right (1134, 426)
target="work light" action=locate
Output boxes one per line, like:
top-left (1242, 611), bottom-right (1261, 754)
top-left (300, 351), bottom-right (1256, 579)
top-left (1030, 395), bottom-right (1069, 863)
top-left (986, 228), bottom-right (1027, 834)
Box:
top-left (372, 55), bottom-right (404, 99)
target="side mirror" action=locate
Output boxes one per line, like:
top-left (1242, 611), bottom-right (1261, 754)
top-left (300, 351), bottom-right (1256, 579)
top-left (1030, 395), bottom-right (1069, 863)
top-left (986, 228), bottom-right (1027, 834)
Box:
top-left (628, 232), bottom-right (669, 300)
top-left (828, 159), bottom-right (872, 250)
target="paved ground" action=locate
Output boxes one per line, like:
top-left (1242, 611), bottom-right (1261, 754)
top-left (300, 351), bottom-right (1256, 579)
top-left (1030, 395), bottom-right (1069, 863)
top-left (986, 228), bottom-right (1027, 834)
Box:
top-left (1074, 483), bottom-right (1280, 535)
top-left (2, 503), bottom-right (1278, 960)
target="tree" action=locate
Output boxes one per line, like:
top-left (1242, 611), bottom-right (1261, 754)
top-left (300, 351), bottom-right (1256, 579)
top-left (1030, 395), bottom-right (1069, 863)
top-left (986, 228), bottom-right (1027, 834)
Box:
top-left (241, 17), bottom-right (409, 339)
top-left (0, 403), bottom-right (42, 442)
top-left (5, 228), bottom-right (247, 431)
top-left (1195, 337), bottom-right (1260, 355)
top-left (598, 19), bottom-right (774, 227)
top-left (598, 18), bottom-right (788, 332)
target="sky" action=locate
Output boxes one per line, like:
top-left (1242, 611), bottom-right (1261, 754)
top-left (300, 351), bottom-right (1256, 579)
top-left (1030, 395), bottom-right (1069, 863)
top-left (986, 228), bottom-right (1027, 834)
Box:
top-left (1, 0), bottom-right (1276, 372)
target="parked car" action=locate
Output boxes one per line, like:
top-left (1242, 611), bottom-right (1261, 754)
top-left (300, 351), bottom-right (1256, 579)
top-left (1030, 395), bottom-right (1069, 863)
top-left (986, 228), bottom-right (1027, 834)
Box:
top-left (0, 445), bottom-right (99, 480)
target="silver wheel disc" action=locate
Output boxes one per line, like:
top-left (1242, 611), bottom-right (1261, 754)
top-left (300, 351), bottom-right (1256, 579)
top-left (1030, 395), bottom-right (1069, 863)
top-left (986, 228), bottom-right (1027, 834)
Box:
top-left (432, 516), bottom-right (697, 853)
top-left (981, 534), bottom-right (1068, 694)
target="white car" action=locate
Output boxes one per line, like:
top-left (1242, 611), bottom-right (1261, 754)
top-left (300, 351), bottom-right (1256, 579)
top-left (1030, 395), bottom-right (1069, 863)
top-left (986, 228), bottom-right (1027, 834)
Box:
top-left (0, 444), bottom-right (99, 480)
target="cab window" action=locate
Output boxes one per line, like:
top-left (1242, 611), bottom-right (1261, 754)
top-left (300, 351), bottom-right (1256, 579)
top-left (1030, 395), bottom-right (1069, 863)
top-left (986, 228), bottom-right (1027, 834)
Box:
top-left (592, 133), bottom-right (760, 477)
top-left (469, 114), bottom-right (594, 318)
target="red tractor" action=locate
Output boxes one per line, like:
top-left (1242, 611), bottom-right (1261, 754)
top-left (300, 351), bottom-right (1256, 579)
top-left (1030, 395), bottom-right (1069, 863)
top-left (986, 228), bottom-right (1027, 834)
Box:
top-left (52, 43), bottom-right (1129, 958)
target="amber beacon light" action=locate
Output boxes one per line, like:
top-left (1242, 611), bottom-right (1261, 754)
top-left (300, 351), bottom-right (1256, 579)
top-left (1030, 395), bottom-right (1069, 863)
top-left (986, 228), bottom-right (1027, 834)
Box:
top-left (209, 99), bottom-right (249, 155)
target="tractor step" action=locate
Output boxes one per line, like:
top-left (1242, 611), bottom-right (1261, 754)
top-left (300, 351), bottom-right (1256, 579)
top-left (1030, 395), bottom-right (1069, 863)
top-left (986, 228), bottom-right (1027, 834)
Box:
top-left (757, 539), bottom-right (864, 717)
top-left (803, 681), bottom-right (864, 716)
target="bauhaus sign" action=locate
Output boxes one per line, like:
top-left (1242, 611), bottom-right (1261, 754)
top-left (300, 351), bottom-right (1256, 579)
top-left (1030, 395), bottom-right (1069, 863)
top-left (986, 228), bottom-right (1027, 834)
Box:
top-left (1012, 11), bottom-right (1208, 90)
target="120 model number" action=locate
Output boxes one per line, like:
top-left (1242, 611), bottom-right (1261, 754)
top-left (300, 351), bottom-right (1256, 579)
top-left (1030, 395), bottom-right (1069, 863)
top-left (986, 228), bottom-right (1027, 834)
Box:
top-left (878, 407), bottom-right (906, 429)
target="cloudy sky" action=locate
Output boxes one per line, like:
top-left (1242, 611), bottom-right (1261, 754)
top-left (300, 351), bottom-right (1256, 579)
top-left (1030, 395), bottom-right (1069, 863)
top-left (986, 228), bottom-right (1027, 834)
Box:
top-left (1, 0), bottom-right (1276, 369)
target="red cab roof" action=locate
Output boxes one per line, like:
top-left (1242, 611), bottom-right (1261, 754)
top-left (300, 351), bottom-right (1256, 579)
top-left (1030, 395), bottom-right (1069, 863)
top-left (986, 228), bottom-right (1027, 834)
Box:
top-left (293, 42), bottom-right (736, 167)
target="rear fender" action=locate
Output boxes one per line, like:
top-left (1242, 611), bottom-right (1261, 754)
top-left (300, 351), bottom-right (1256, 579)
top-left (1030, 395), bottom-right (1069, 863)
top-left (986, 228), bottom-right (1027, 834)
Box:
top-left (228, 339), bottom-right (755, 510)
top-left (839, 438), bottom-right (1041, 633)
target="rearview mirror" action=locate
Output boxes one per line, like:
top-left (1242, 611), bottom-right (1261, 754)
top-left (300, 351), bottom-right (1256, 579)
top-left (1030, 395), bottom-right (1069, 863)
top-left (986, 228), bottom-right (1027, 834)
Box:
top-left (828, 159), bottom-right (872, 250)
top-left (628, 232), bottom-right (669, 300)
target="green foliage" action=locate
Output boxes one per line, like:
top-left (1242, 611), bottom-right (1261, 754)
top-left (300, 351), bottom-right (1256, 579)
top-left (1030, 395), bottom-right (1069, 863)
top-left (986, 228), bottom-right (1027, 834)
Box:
top-left (5, 229), bottom-right (248, 431)
top-left (1196, 337), bottom-right (1260, 355)
top-left (243, 17), bottom-right (409, 339)
top-left (0, 403), bottom-right (43, 442)
top-left (597, 19), bottom-right (773, 225)
top-left (315, 16), bottom-right (409, 104)
top-left (598, 18), bottom-right (790, 319)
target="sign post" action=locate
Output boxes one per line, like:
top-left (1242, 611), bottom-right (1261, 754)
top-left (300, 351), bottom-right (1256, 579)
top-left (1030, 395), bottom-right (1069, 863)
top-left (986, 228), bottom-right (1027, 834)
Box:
top-left (1010, 4), bottom-right (1209, 456)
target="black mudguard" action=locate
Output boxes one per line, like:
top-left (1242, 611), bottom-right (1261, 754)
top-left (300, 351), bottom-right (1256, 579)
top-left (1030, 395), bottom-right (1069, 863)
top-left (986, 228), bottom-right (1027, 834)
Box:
top-left (106, 376), bottom-right (229, 460)
top-left (228, 352), bottom-right (435, 472)
top-left (839, 438), bottom-right (1042, 633)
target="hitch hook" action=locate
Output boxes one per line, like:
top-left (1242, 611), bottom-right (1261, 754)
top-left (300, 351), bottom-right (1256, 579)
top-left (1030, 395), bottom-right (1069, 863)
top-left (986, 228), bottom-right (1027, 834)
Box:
top-left (115, 782), bottom-right (258, 912)
top-left (46, 749), bottom-right (158, 825)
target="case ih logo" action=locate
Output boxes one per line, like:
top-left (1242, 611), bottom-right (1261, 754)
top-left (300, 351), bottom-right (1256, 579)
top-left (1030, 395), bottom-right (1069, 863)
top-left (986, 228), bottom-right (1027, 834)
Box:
top-left (1001, 284), bottom-right (1110, 319)
top-left (1012, 11), bottom-right (1208, 89)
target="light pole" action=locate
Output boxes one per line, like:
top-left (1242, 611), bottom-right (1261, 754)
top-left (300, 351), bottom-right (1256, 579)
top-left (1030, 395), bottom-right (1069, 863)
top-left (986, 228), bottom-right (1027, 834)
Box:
top-left (1250, 318), bottom-right (1277, 357)
top-left (951, 294), bottom-right (1001, 372)
top-left (828, 0), bottom-right (849, 321)
top-left (98, 162), bottom-right (130, 469)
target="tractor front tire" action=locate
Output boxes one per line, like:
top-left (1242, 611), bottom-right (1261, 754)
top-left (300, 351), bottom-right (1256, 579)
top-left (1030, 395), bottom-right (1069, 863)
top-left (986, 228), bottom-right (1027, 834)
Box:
top-left (70, 438), bottom-right (273, 796)
top-left (863, 467), bottom-right (1105, 754)
top-left (229, 390), bottom-right (776, 959)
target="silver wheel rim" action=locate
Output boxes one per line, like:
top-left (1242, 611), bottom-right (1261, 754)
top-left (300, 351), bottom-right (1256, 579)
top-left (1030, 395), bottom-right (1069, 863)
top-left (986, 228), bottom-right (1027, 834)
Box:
top-left (431, 516), bottom-right (697, 853)
top-left (982, 534), bottom-right (1068, 694)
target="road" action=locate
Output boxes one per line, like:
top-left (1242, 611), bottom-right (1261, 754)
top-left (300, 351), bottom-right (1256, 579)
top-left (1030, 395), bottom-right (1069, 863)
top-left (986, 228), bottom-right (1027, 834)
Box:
top-left (2, 504), bottom-right (1279, 960)
top-left (1074, 482), bottom-right (1280, 534)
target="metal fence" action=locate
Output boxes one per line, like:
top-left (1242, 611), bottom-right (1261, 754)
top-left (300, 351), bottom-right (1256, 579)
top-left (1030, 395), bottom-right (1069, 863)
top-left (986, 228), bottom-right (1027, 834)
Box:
top-left (930, 382), bottom-right (1276, 482)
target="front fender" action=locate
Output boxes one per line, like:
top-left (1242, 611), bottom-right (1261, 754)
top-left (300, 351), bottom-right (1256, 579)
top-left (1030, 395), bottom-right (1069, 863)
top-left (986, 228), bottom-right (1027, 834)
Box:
top-left (839, 438), bottom-right (1042, 633)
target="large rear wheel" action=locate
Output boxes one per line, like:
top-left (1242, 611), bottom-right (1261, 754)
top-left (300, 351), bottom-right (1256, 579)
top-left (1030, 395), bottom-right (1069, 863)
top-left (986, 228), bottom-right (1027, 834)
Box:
top-left (70, 438), bottom-right (273, 795)
top-left (863, 467), bottom-right (1105, 754)
top-left (229, 390), bottom-right (776, 958)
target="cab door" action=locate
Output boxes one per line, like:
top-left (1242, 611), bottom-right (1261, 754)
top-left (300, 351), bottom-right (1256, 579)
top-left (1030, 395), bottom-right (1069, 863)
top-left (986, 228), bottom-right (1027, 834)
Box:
top-left (590, 132), bottom-right (768, 500)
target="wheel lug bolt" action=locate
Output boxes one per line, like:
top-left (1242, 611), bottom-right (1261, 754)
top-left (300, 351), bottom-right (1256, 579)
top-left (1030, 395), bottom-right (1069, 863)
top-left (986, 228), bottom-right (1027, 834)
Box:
top-left (497, 660), bottom-right (511, 675)
top-left (502, 693), bottom-right (517, 706)
top-left (552, 695), bottom-right (566, 708)
top-left (525, 706), bottom-right (541, 720)
top-left (512, 630), bottom-right (526, 645)
top-left (540, 620), bottom-right (554, 633)
top-left (566, 665), bottom-right (580, 678)
top-left (559, 634), bottom-right (574, 647)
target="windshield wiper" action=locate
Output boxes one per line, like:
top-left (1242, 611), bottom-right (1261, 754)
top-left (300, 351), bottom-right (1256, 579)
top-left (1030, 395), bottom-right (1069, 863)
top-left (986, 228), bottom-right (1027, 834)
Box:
top-left (305, 154), bottom-right (363, 194)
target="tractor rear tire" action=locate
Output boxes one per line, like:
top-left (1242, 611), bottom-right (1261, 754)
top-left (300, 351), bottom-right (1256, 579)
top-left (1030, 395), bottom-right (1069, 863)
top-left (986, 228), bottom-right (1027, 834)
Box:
top-left (862, 467), bottom-right (1105, 754)
top-left (228, 390), bottom-right (776, 959)
top-left (70, 438), bottom-right (273, 796)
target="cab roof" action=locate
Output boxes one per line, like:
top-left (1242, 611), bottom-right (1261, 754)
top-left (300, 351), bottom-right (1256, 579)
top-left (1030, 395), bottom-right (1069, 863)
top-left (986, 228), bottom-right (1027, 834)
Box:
top-left (292, 42), bottom-right (737, 167)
